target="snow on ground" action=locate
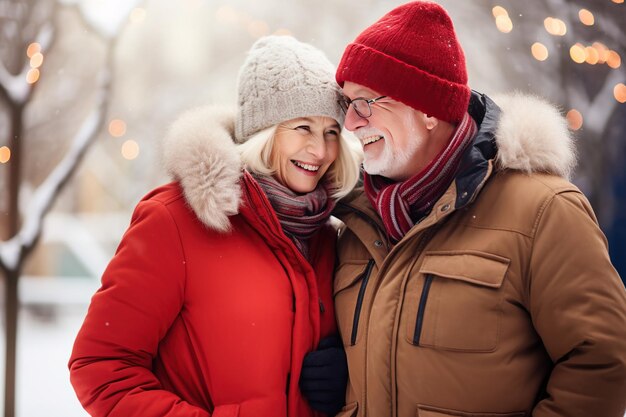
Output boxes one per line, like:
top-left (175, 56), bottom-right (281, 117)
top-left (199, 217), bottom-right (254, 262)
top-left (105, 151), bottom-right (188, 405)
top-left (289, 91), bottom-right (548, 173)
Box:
top-left (0, 304), bottom-right (90, 417)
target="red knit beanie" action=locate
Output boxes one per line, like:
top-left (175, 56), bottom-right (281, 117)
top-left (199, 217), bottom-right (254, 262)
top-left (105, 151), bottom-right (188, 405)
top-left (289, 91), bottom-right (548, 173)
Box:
top-left (336, 1), bottom-right (470, 123)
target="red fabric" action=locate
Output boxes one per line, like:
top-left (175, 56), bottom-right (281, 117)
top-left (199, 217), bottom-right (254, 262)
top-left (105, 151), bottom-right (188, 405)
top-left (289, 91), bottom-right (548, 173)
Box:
top-left (69, 181), bottom-right (337, 417)
top-left (335, 1), bottom-right (470, 123)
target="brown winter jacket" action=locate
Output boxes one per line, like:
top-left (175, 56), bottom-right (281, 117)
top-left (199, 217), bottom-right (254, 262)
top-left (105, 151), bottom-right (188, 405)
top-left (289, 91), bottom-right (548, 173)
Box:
top-left (333, 92), bottom-right (626, 417)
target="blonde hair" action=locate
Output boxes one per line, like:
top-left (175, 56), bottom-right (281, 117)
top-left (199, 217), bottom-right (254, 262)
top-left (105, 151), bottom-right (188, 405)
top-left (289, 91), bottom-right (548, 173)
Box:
top-left (237, 124), bottom-right (362, 200)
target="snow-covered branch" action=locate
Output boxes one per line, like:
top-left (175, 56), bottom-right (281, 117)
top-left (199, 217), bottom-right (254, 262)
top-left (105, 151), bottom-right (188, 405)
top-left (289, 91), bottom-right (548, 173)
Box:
top-left (0, 21), bottom-right (55, 104)
top-left (0, 67), bottom-right (112, 272)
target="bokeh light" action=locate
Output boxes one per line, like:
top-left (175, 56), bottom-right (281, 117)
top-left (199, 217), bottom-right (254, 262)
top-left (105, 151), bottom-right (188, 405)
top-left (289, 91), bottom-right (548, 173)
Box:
top-left (544, 17), bottom-right (566, 36)
top-left (607, 51), bottom-right (621, 68)
top-left (570, 44), bottom-right (586, 63)
top-left (593, 42), bottom-right (610, 64)
top-left (0, 146), bottom-right (10, 164)
top-left (566, 109), bottom-right (583, 130)
top-left (578, 9), bottom-right (595, 25)
top-left (121, 140), bottom-right (139, 160)
top-left (614, 83), bottom-right (626, 103)
top-left (26, 68), bottom-right (40, 84)
top-left (108, 119), bottom-right (127, 137)
top-left (495, 15), bottom-right (513, 33)
top-left (30, 52), bottom-right (43, 68)
top-left (26, 43), bottom-right (41, 58)
top-left (492, 6), bottom-right (508, 18)
top-left (531, 43), bottom-right (549, 61)
top-left (585, 46), bottom-right (599, 65)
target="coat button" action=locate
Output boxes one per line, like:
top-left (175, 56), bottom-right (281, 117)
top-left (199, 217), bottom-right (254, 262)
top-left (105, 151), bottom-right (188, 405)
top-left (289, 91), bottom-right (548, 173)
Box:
top-left (440, 203), bottom-right (451, 212)
top-left (461, 191), bottom-right (468, 199)
top-left (374, 240), bottom-right (383, 247)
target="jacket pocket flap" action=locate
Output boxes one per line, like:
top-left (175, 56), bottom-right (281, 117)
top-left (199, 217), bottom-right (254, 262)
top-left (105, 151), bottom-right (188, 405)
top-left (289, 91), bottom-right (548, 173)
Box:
top-left (334, 261), bottom-right (370, 295)
top-left (419, 251), bottom-right (510, 288)
top-left (417, 404), bottom-right (526, 417)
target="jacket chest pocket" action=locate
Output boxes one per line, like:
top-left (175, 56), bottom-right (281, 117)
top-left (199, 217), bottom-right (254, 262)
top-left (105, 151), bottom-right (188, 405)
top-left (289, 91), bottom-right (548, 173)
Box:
top-left (405, 251), bottom-right (510, 353)
top-left (334, 259), bottom-right (375, 346)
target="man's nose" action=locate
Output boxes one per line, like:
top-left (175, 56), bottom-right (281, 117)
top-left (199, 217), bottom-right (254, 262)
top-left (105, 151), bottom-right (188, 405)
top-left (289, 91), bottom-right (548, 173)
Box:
top-left (344, 106), bottom-right (368, 131)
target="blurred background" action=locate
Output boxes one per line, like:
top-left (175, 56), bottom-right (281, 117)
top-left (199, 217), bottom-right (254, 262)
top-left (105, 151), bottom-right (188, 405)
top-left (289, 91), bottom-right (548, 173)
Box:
top-left (0, 0), bottom-right (624, 416)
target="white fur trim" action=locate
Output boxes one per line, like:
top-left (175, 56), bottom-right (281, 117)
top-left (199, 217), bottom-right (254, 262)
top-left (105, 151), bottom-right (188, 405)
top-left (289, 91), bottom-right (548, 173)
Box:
top-left (493, 92), bottom-right (577, 180)
top-left (162, 106), bottom-right (242, 232)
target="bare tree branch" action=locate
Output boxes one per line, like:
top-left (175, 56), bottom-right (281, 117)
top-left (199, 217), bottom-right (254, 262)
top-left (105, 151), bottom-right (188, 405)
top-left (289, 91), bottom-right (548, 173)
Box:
top-left (0, 63), bottom-right (112, 273)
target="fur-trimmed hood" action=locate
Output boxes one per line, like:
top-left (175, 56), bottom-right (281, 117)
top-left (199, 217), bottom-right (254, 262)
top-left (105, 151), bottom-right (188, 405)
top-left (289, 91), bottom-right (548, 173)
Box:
top-left (162, 94), bottom-right (576, 231)
top-left (162, 106), bottom-right (242, 232)
top-left (492, 92), bottom-right (576, 180)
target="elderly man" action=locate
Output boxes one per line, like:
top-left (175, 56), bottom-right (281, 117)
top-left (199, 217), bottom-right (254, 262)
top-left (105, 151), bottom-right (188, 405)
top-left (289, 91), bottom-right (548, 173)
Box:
top-left (329, 2), bottom-right (626, 417)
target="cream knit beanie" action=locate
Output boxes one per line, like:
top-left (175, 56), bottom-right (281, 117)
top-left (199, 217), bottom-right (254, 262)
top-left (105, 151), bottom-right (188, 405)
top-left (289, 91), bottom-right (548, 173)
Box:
top-left (235, 35), bottom-right (345, 142)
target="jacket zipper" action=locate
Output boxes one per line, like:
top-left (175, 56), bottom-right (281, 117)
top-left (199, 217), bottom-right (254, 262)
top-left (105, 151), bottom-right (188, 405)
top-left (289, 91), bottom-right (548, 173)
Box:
top-left (351, 259), bottom-right (375, 346)
top-left (412, 274), bottom-right (434, 345)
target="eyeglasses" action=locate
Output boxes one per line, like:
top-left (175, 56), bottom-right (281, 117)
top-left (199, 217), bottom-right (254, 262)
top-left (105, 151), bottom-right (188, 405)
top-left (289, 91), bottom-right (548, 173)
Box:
top-left (338, 95), bottom-right (387, 118)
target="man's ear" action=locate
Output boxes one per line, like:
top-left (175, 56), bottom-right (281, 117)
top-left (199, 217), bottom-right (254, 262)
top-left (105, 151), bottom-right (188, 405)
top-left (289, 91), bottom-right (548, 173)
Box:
top-left (424, 114), bottom-right (439, 130)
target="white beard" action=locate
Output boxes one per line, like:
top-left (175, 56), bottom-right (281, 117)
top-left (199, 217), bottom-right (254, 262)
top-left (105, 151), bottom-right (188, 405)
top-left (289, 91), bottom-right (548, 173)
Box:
top-left (358, 115), bottom-right (424, 179)
top-left (363, 135), bottom-right (422, 178)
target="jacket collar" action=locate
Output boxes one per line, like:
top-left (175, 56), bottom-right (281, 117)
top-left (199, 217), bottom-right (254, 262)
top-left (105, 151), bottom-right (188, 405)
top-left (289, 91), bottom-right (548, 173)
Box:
top-left (162, 106), bottom-right (243, 232)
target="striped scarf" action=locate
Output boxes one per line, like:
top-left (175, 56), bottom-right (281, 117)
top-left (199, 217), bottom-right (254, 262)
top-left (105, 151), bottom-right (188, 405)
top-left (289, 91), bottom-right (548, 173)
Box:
top-left (364, 112), bottom-right (477, 243)
top-left (250, 172), bottom-right (335, 259)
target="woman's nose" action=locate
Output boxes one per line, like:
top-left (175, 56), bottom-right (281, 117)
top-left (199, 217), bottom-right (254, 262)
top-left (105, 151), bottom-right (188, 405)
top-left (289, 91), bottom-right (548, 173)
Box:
top-left (306, 135), bottom-right (327, 159)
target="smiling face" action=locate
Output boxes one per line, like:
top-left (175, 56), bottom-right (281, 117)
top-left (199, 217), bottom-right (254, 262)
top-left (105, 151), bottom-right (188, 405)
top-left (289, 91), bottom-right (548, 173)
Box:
top-left (270, 116), bottom-right (340, 194)
top-left (342, 81), bottom-right (449, 182)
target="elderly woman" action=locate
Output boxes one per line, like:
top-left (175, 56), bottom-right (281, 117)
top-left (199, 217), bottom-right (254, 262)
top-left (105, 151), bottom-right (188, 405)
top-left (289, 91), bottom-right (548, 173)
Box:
top-left (69, 36), bottom-right (361, 417)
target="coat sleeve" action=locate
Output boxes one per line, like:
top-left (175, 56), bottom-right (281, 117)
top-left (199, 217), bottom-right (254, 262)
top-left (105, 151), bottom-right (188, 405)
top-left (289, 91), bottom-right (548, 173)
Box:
top-left (528, 190), bottom-right (626, 417)
top-left (68, 199), bottom-right (212, 417)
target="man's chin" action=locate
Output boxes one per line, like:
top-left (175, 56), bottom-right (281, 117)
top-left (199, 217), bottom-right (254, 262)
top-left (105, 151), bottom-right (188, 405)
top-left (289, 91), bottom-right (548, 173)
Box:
top-left (363, 159), bottom-right (389, 176)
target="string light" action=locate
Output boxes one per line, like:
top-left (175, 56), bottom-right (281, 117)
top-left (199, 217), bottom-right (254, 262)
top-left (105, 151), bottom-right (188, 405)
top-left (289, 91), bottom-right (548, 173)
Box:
top-left (578, 9), bottom-right (595, 25)
top-left (26, 68), bottom-right (40, 84)
top-left (607, 51), bottom-right (621, 68)
top-left (585, 46), bottom-right (599, 65)
top-left (531, 43), bottom-right (549, 61)
top-left (614, 83), bottom-right (626, 103)
top-left (593, 42), bottom-right (610, 64)
top-left (570, 44), bottom-right (586, 63)
top-left (121, 140), bottom-right (139, 160)
top-left (495, 15), bottom-right (513, 33)
top-left (0, 146), bottom-right (10, 164)
top-left (566, 109), bottom-right (583, 130)
top-left (108, 119), bottom-right (127, 137)
top-left (492, 6), bottom-right (508, 18)
top-left (544, 17), bottom-right (566, 36)
top-left (30, 52), bottom-right (43, 68)
top-left (26, 43), bottom-right (41, 58)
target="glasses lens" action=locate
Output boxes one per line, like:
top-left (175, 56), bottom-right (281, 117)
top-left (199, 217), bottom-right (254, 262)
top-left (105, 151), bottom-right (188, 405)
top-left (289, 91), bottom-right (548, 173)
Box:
top-left (338, 98), bottom-right (349, 114)
top-left (352, 99), bottom-right (371, 118)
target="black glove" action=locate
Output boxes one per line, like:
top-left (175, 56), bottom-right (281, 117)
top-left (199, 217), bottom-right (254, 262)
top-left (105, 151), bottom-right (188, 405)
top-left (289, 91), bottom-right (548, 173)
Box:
top-left (299, 335), bottom-right (348, 416)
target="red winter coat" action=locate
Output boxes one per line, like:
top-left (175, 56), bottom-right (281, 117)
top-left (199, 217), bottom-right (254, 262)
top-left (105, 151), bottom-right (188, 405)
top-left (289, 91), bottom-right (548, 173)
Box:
top-left (69, 108), bottom-right (338, 417)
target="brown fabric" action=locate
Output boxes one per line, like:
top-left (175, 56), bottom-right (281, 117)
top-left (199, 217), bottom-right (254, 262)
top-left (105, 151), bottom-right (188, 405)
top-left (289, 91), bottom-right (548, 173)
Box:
top-left (333, 171), bottom-right (626, 417)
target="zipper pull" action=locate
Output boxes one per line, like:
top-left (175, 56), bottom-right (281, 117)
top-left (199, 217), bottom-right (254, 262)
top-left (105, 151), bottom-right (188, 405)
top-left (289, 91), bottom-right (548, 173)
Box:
top-left (319, 298), bottom-right (325, 313)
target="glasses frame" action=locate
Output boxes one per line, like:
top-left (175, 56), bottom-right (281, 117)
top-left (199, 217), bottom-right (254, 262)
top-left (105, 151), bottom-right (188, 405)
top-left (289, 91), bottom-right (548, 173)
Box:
top-left (339, 95), bottom-right (387, 118)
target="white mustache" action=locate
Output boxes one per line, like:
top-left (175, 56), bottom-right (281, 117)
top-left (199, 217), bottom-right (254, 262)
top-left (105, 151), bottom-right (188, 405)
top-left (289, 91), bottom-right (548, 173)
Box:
top-left (354, 127), bottom-right (386, 141)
